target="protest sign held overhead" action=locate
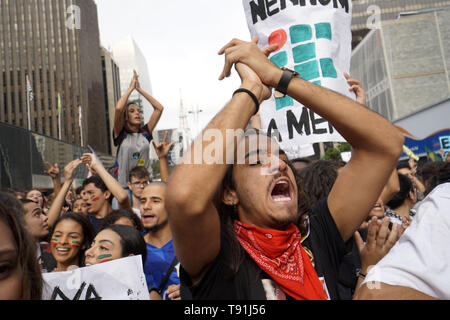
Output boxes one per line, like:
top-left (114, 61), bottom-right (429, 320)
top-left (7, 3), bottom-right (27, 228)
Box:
top-left (42, 256), bottom-right (149, 300)
top-left (242, 0), bottom-right (354, 159)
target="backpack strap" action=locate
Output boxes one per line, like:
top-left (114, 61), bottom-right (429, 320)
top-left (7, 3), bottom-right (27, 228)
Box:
top-left (157, 257), bottom-right (178, 295)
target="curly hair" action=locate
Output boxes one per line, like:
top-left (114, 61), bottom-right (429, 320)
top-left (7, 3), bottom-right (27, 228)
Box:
top-left (51, 212), bottom-right (96, 267)
top-left (296, 160), bottom-right (345, 209)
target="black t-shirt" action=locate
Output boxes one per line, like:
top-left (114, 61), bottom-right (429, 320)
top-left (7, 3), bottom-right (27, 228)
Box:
top-left (180, 198), bottom-right (347, 300)
top-left (301, 198), bottom-right (348, 300)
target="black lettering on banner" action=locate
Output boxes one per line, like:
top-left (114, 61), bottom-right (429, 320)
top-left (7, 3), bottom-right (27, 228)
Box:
top-left (266, 0), bottom-right (280, 16)
top-left (51, 287), bottom-right (71, 300)
top-left (309, 109), bottom-right (327, 135)
top-left (250, 0), bottom-right (267, 24)
top-left (49, 282), bottom-right (102, 300)
top-left (249, 0), bottom-right (349, 24)
top-left (73, 282), bottom-right (87, 300)
top-left (268, 118), bottom-right (283, 142)
top-left (85, 284), bottom-right (102, 300)
top-left (287, 108), bottom-right (311, 139)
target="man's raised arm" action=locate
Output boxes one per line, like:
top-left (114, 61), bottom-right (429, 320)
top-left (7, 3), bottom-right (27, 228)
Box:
top-left (218, 38), bottom-right (404, 242)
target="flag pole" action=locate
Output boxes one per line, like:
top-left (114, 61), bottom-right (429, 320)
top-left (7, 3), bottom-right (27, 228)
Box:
top-left (79, 105), bottom-right (83, 147)
top-left (26, 74), bottom-right (32, 130)
top-left (58, 93), bottom-right (62, 140)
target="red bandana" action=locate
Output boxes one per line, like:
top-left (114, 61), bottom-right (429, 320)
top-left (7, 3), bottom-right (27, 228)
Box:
top-left (234, 221), bottom-right (327, 300)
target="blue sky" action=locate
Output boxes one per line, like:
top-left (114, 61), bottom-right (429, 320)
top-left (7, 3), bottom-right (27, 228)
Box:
top-left (95, 0), bottom-right (251, 134)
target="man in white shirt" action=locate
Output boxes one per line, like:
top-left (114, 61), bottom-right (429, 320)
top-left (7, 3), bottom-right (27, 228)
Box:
top-left (355, 166), bottom-right (450, 300)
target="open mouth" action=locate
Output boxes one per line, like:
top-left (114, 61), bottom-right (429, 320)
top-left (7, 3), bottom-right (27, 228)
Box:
top-left (142, 213), bottom-right (156, 223)
top-left (270, 178), bottom-right (293, 203)
top-left (55, 247), bottom-right (71, 256)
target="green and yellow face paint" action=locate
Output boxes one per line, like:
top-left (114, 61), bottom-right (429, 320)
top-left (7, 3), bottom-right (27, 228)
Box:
top-left (98, 254), bottom-right (113, 264)
top-left (71, 240), bottom-right (81, 248)
top-left (50, 238), bottom-right (58, 246)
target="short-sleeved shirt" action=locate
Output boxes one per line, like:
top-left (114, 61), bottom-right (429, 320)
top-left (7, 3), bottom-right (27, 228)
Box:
top-left (143, 239), bottom-right (180, 300)
top-left (362, 183), bottom-right (450, 299)
top-left (180, 198), bottom-right (347, 300)
top-left (114, 126), bottom-right (153, 187)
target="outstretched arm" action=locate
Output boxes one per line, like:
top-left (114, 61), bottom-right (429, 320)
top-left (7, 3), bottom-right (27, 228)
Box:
top-left (166, 61), bottom-right (271, 284)
top-left (135, 75), bottom-right (164, 133)
top-left (152, 131), bottom-right (175, 183)
top-left (44, 162), bottom-right (61, 196)
top-left (80, 153), bottom-right (131, 210)
top-left (218, 38), bottom-right (404, 242)
top-left (47, 159), bottom-right (82, 227)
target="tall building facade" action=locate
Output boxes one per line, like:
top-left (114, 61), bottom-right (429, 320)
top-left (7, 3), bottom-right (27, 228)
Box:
top-left (101, 47), bottom-right (121, 155)
top-left (0, 0), bottom-right (109, 153)
top-left (351, 0), bottom-right (450, 48)
top-left (350, 8), bottom-right (450, 122)
top-left (111, 36), bottom-right (153, 124)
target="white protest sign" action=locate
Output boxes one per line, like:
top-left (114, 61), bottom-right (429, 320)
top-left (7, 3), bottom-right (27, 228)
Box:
top-left (242, 0), bottom-right (354, 159)
top-left (42, 255), bottom-right (149, 300)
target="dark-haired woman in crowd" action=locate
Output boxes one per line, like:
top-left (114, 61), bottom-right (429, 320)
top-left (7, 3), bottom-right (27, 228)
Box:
top-left (99, 209), bottom-right (144, 232)
top-left (50, 212), bottom-right (95, 272)
top-left (85, 224), bottom-right (147, 267)
top-left (26, 189), bottom-right (45, 210)
top-left (113, 70), bottom-right (164, 188)
top-left (0, 192), bottom-right (43, 300)
top-left (385, 173), bottom-right (417, 227)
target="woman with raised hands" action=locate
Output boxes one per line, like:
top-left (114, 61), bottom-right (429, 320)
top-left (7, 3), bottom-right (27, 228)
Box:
top-left (113, 70), bottom-right (164, 188)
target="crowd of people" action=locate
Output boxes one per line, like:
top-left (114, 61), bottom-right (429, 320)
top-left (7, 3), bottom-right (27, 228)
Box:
top-left (1, 38), bottom-right (449, 301)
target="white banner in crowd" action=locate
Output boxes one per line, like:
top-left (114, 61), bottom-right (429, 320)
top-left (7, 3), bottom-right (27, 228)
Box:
top-left (242, 0), bottom-right (354, 159)
top-left (42, 256), bottom-right (149, 300)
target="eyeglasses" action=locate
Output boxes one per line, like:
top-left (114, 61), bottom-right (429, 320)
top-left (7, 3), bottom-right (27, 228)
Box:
top-left (130, 180), bottom-right (151, 187)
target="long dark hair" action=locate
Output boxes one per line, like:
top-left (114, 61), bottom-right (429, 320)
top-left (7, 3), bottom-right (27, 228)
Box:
top-left (0, 192), bottom-right (43, 300)
top-left (212, 130), bottom-right (310, 276)
top-left (99, 224), bottom-right (147, 265)
top-left (51, 212), bottom-right (95, 267)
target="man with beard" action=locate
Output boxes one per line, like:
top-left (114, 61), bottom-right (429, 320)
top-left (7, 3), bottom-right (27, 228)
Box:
top-left (165, 38), bottom-right (404, 300)
top-left (140, 182), bottom-right (180, 300)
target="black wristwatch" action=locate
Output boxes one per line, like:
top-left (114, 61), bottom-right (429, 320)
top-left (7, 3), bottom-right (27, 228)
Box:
top-left (274, 67), bottom-right (300, 98)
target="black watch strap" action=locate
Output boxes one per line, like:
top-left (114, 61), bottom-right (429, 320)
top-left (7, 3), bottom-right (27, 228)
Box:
top-left (275, 67), bottom-right (299, 97)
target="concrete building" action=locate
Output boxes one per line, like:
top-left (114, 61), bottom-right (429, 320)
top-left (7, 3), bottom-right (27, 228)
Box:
top-left (111, 36), bottom-right (153, 125)
top-left (350, 8), bottom-right (450, 122)
top-left (351, 0), bottom-right (450, 48)
top-left (0, 0), bottom-right (110, 153)
top-left (101, 47), bottom-right (122, 155)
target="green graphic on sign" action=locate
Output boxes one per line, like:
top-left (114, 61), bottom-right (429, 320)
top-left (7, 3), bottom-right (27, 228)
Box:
top-left (269, 22), bottom-right (338, 110)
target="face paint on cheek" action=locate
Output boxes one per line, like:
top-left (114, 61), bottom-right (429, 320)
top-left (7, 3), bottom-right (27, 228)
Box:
top-left (98, 254), bottom-right (113, 263)
top-left (50, 238), bottom-right (58, 246)
top-left (90, 195), bottom-right (100, 202)
top-left (71, 241), bottom-right (81, 248)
